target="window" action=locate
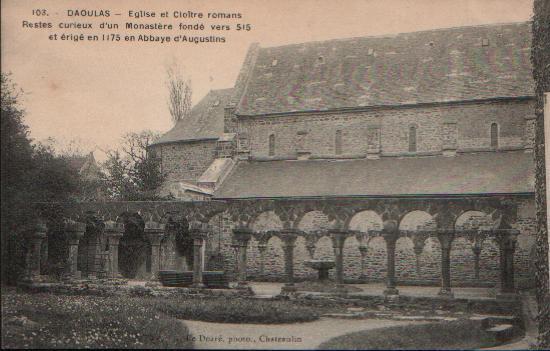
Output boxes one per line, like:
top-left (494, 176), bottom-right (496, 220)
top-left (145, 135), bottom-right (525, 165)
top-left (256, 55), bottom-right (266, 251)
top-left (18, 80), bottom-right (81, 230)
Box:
top-left (269, 134), bottom-right (275, 156)
top-left (409, 125), bottom-right (417, 152)
top-left (490, 123), bottom-right (499, 149)
top-left (335, 130), bottom-right (343, 155)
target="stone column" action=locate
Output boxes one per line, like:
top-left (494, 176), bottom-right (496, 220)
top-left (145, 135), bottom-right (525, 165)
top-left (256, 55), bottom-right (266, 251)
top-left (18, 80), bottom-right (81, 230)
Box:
top-left (233, 227), bottom-right (252, 290)
top-left (497, 229), bottom-right (519, 299)
top-left (104, 220), bottom-right (124, 278)
top-left (382, 220), bottom-right (399, 297)
top-left (358, 244), bottom-right (368, 282)
top-left (144, 220), bottom-right (166, 281)
top-left (472, 235), bottom-right (483, 281)
top-left (64, 220), bottom-right (86, 280)
top-left (331, 230), bottom-right (349, 294)
top-left (437, 230), bottom-right (455, 298)
top-left (189, 221), bottom-right (209, 288)
top-left (412, 235), bottom-right (426, 277)
top-left (23, 222), bottom-right (48, 282)
top-left (86, 235), bottom-right (100, 279)
top-left (258, 241), bottom-right (268, 278)
top-left (279, 229), bottom-right (299, 294)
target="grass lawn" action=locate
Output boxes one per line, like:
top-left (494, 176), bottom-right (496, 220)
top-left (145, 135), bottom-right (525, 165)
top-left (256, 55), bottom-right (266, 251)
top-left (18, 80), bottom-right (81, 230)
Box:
top-left (2, 288), bottom-right (321, 348)
top-left (2, 287), bottom-right (192, 349)
top-left (318, 319), bottom-right (501, 350)
top-left (150, 296), bottom-right (320, 324)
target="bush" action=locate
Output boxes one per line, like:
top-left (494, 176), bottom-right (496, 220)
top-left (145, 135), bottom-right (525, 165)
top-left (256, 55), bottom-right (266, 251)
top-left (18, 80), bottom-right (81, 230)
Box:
top-left (151, 296), bottom-right (320, 324)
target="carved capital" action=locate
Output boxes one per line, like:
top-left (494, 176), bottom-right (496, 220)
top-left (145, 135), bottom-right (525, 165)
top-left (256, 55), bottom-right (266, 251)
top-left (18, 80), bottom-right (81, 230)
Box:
top-left (64, 219), bottom-right (85, 242)
top-left (437, 230), bottom-right (455, 250)
top-left (278, 229), bottom-right (299, 248)
top-left (233, 226), bottom-right (253, 245)
top-left (104, 219), bottom-right (125, 235)
top-left (330, 229), bottom-right (349, 249)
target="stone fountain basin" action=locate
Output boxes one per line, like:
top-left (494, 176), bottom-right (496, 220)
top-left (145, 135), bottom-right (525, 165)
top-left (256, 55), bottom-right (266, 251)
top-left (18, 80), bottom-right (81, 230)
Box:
top-left (304, 260), bottom-right (336, 270)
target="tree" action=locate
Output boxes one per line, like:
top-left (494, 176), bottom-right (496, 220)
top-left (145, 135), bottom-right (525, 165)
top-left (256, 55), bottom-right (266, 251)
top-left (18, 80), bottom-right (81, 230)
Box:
top-left (102, 130), bottom-right (168, 201)
top-left (166, 62), bottom-right (192, 124)
top-left (1, 73), bottom-right (80, 284)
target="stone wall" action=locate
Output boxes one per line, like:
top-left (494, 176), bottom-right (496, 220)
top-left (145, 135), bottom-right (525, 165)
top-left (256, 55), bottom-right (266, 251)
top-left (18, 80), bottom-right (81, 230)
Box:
top-left (153, 140), bottom-right (217, 183)
top-left (239, 99), bottom-right (534, 158)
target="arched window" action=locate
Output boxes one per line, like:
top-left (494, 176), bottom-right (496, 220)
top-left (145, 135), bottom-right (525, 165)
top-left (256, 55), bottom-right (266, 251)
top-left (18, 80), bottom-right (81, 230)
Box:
top-left (490, 123), bottom-right (499, 149)
top-left (408, 125), bottom-right (417, 152)
top-left (269, 134), bottom-right (275, 156)
top-left (335, 130), bottom-right (343, 155)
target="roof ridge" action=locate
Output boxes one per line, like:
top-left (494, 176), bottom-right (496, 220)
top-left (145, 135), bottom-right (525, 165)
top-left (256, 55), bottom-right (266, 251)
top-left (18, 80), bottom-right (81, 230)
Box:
top-left (260, 21), bottom-right (531, 50)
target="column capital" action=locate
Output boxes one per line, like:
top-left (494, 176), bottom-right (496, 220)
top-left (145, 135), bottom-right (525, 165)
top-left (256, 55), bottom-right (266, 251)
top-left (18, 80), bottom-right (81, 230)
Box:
top-left (64, 220), bottom-right (86, 241)
top-left (278, 229), bottom-right (300, 247)
top-left (232, 226), bottom-right (253, 243)
top-left (437, 230), bottom-right (455, 249)
top-left (33, 221), bottom-right (47, 241)
top-left (104, 220), bottom-right (125, 235)
top-left (381, 220), bottom-right (399, 241)
top-left (330, 230), bottom-right (350, 248)
top-left (189, 221), bottom-right (209, 239)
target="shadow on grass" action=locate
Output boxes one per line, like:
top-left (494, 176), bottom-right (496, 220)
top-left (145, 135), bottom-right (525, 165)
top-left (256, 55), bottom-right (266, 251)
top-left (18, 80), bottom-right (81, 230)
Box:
top-left (318, 319), bottom-right (504, 350)
top-left (149, 296), bottom-right (320, 324)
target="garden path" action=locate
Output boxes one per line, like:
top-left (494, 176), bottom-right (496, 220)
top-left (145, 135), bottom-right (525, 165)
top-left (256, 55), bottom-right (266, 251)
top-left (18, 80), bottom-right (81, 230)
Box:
top-left (250, 282), bottom-right (494, 299)
top-left (182, 317), bottom-right (418, 349)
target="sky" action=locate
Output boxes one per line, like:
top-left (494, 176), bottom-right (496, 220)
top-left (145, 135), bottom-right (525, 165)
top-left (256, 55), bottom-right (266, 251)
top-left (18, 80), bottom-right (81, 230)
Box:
top-left (1, 0), bottom-right (534, 160)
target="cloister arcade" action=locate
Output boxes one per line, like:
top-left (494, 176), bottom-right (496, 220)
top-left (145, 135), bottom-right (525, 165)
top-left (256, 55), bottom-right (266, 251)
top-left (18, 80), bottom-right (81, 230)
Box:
top-left (25, 195), bottom-right (532, 298)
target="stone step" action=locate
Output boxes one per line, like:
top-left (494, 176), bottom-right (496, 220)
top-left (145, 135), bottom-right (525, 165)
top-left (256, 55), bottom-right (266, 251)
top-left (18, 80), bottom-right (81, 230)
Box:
top-left (469, 315), bottom-right (519, 329)
top-left (486, 324), bottom-right (516, 343)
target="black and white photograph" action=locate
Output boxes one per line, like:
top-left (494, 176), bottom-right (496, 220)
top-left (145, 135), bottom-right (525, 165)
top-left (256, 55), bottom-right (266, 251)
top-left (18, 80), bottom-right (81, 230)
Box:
top-left (1, 0), bottom-right (549, 349)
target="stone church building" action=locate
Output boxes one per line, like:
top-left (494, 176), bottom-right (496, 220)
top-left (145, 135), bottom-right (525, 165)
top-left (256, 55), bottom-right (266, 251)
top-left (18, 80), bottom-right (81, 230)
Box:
top-left (32, 22), bottom-right (534, 296)
top-left (143, 21), bottom-right (537, 291)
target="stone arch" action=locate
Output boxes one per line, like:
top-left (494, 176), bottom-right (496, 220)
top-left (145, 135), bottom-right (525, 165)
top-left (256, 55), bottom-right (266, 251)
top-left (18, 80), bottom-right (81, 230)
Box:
top-left (246, 236), bottom-right (262, 279)
top-left (159, 216), bottom-right (190, 272)
top-left (264, 236), bottom-right (285, 281)
top-left (418, 237), bottom-right (441, 283)
top-left (455, 210), bottom-right (493, 232)
top-left (479, 237), bottom-right (500, 285)
top-left (205, 212), bottom-right (229, 271)
top-left (364, 236), bottom-right (387, 282)
top-left (77, 215), bottom-right (107, 278)
top-left (399, 210), bottom-right (436, 232)
top-left (117, 212), bottom-right (150, 279)
top-left (297, 210), bottom-right (334, 233)
top-left (251, 210), bottom-right (283, 233)
top-left (313, 235), bottom-right (336, 280)
top-left (294, 236), bottom-right (315, 280)
top-left (343, 236), bottom-right (362, 281)
top-left (348, 210), bottom-right (383, 233)
top-left (450, 236), bottom-right (476, 285)
top-left (395, 236), bottom-right (417, 282)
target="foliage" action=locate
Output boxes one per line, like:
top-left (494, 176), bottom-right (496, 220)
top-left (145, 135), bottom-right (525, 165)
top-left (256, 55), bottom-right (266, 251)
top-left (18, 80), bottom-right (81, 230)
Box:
top-left (166, 62), bottom-right (192, 124)
top-left (318, 319), bottom-right (501, 350)
top-left (102, 131), bottom-right (169, 201)
top-left (1, 73), bottom-right (81, 284)
top-left (151, 296), bottom-right (320, 324)
top-left (532, 0), bottom-right (550, 348)
top-left (1, 288), bottom-right (193, 349)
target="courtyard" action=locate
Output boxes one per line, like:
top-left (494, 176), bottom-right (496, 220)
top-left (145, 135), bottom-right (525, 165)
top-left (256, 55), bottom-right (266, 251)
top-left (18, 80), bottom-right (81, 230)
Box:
top-left (1, 280), bottom-right (534, 350)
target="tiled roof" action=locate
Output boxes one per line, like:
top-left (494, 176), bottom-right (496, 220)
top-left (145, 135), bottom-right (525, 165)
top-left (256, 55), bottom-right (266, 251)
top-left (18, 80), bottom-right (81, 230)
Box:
top-left (236, 22), bottom-right (533, 116)
top-left (214, 151), bottom-right (534, 199)
top-left (153, 88), bottom-right (233, 145)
